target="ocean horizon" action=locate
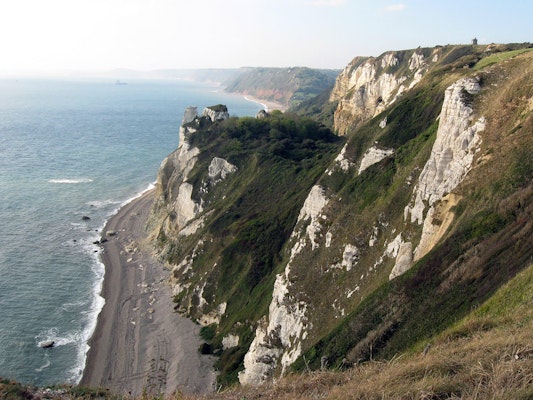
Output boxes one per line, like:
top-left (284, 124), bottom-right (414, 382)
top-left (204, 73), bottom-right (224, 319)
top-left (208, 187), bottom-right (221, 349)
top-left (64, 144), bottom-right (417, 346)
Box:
top-left (0, 77), bottom-right (263, 386)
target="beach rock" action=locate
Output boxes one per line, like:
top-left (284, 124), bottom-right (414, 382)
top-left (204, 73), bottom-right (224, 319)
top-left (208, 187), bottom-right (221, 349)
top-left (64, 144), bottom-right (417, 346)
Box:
top-left (106, 230), bottom-right (117, 237)
top-left (39, 340), bottom-right (55, 348)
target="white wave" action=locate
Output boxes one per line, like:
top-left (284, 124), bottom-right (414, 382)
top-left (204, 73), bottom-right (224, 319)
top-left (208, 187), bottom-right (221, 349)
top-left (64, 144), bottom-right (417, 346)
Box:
top-left (120, 181), bottom-right (156, 208)
top-left (35, 354), bottom-right (50, 372)
top-left (86, 199), bottom-right (122, 209)
top-left (48, 178), bottom-right (94, 184)
top-left (35, 327), bottom-right (80, 348)
top-left (75, 253), bottom-right (105, 384)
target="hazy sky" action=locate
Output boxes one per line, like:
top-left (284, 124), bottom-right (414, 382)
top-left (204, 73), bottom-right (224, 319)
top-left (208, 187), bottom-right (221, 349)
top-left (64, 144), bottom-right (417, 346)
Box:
top-left (1, 0), bottom-right (531, 74)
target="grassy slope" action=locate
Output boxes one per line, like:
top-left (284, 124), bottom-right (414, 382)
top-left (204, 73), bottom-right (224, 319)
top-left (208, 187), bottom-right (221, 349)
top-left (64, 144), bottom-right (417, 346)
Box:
top-left (190, 263), bottom-right (532, 400)
top-left (289, 47), bottom-right (533, 372)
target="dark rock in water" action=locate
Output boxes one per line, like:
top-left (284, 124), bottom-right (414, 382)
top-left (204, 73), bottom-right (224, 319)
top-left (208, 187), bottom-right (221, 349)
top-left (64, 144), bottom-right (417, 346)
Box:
top-left (93, 240), bottom-right (100, 245)
top-left (82, 216), bottom-right (91, 221)
top-left (40, 340), bottom-right (55, 348)
top-left (100, 238), bottom-right (108, 244)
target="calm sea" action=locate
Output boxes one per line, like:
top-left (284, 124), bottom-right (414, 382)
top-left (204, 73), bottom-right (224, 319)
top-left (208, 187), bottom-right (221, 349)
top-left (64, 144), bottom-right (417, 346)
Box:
top-left (0, 77), bottom-right (262, 386)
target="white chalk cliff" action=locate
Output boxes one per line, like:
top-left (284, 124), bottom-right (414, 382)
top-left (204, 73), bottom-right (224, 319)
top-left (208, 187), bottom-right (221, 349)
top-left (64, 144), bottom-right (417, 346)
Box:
top-left (394, 77), bottom-right (485, 278)
top-left (151, 106), bottom-right (230, 239)
top-left (330, 49), bottom-right (439, 135)
top-left (239, 185), bottom-right (330, 385)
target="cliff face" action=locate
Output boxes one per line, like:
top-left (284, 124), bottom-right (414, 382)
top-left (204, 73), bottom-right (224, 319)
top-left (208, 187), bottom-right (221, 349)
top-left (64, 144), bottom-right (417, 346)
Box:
top-left (330, 48), bottom-right (441, 135)
top-left (149, 44), bottom-right (533, 387)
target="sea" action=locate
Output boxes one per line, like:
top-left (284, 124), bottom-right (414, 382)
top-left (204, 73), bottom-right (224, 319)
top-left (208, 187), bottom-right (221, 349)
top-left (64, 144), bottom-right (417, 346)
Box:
top-left (0, 77), bottom-right (263, 386)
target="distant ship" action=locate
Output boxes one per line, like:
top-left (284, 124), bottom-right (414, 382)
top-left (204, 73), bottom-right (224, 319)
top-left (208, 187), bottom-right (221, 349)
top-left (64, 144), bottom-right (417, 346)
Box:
top-left (115, 80), bottom-right (128, 85)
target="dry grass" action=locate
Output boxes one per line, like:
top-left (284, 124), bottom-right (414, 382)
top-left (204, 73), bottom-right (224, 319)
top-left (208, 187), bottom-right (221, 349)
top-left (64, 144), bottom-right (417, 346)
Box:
top-left (168, 321), bottom-right (532, 400)
top-left (169, 265), bottom-right (533, 400)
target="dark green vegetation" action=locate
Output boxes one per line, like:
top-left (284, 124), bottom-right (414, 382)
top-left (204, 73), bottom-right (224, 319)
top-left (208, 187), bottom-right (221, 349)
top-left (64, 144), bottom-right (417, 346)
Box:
top-left (224, 67), bottom-right (339, 108)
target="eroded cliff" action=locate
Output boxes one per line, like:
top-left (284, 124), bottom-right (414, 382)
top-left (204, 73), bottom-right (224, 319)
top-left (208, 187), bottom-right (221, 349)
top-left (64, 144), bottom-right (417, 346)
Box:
top-left (148, 44), bottom-right (533, 387)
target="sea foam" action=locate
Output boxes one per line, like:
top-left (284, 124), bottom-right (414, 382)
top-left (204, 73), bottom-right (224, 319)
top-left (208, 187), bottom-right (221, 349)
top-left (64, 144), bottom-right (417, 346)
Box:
top-left (48, 178), bottom-right (94, 184)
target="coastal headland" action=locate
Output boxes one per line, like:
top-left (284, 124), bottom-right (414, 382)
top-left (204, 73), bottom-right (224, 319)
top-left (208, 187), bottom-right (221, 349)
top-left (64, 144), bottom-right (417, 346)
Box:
top-left (80, 190), bottom-right (216, 397)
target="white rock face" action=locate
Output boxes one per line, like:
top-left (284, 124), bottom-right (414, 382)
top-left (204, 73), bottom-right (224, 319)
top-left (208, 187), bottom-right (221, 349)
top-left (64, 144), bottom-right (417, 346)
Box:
top-left (297, 185), bottom-right (330, 250)
top-left (154, 110), bottom-right (203, 238)
top-left (328, 143), bottom-right (353, 174)
top-left (208, 157), bottom-right (237, 181)
top-left (298, 185), bottom-right (329, 222)
top-left (409, 52), bottom-right (425, 71)
top-left (239, 269), bottom-right (308, 385)
top-left (330, 50), bottom-right (431, 135)
top-left (414, 193), bottom-right (460, 261)
top-left (182, 106), bottom-right (198, 125)
top-left (389, 241), bottom-right (413, 280)
top-left (222, 334), bottom-right (239, 350)
top-left (394, 77), bottom-right (486, 279)
top-left (342, 244), bottom-right (359, 271)
top-left (201, 105), bottom-right (229, 122)
top-left (406, 77), bottom-right (485, 225)
top-left (382, 53), bottom-right (399, 68)
top-left (240, 185), bottom-right (330, 385)
top-left (358, 146), bottom-right (395, 175)
top-left (385, 233), bottom-right (404, 258)
top-left (175, 182), bottom-right (203, 229)
top-left (154, 107), bottom-right (234, 239)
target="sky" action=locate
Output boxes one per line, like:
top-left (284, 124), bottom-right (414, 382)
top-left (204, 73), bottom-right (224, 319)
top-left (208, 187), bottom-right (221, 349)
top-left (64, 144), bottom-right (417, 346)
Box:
top-left (0, 0), bottom-right (531, 74)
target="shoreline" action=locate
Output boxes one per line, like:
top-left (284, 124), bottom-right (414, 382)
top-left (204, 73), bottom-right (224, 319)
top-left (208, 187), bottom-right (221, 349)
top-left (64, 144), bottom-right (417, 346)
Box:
top-left (80, 189), bottom-right (216, 397)
top-left (241, 94), bottom-right (288, 112)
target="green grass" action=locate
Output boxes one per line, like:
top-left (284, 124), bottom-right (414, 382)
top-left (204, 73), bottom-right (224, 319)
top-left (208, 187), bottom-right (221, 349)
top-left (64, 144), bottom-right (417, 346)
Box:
top-left (474, 48), bottom-right (533, 70)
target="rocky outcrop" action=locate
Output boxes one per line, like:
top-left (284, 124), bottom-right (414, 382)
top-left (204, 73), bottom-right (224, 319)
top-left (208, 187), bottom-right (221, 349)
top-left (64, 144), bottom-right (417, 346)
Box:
top-left (406, 77), bottom-right (485, 225)
top-left (396, 77), bottom-right (485, 277)
top-left (202, 105), bottom-right (229, 122)
top-left (358, 146), bottom-right (394, 175)
top-left (150, 106), bottom-right (229, 239)
top-left (208, 157), bottom-right (237, 181)
top-left (330, 48), bottom-right (440, 135)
